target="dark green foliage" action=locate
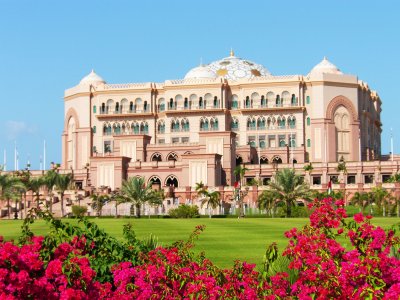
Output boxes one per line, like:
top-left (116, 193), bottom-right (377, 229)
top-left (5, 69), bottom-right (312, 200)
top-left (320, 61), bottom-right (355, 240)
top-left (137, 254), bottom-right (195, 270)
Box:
top-left (18, 207), bottom-right (159, 283)
top-left (71, 205), bottom-right (87, 217)
top-left (168, 204), bottom-right (200, 218)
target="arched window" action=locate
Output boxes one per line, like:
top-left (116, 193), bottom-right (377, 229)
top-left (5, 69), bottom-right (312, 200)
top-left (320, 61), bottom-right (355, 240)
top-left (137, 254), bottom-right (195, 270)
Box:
top-left (236, 155), bottom-right (243, 166)
top-left (210, 117), bottom-right (218, 130)
top-left (101, 103), bottom-right (106, 114)
top-left (135, 98), bottom-right (142, 111)
top-left (149, 176), bottom-right (161, 186)
top-left (181, 119), bottom-right (189, 131)
top-left (169, 98), bottom-right (174, 110)
top-left (279, 137), bottom-right (286, 147)
top-left (307, 139), bottom-right (311, 147)
top-left (113, 123), bottom-right (121, 135)
top-left (275, 95), bottom-right (281, 107)
top-left (266, 92), bottom-right (274, 107)
top-left (247, 117), bottom-right (256, 130)
top-left (251, 92), bottom-right (259, 103)
top-left (261, 95), bottom-right (266, 107)
top-left (93, 105), bottom-right (97, 113)
top-left (288, 117), bottom-right (296, 129)
top-left (167, 152), bottom-right (178, 161)
top-left (213, 96), bottom-right (218, 108)
top-left (291, 94), bottom-right (297, 106)
top-left (306, 96), bottom-right (310, 105)
top-left (257, 117), bottom-right (266, 129)
top-left (334, 105), bottom-right (350, 161)
top-left (92, 125), bottom-right (96, 134)
top-left (199, 97), bottom-right (204, 109)
top-left (141, 122), bottom-right (149, 134)
top-left (129, 101), bottom-right (134, 112)
top-left (175, 94), bottom-right (182, 110)
top-left (307, 117), bottom-right (310, 126)
top-left (278, 117), bottom-right (286, 129)
top-left (272, 156), bottom-right (282, 164)
top-left (245, 96), bottom-right (251, 108)
top-left (143, 101), bottom-right (148, 112)
top-left (232, 95), bottom-right (239, 109)
top-left (151, 153), bottom-right (162, 162)
top-left (200, 118), bottom-right (209, 131)
top-left (106, 99), bottom-right (114, 113)
top-left (132, 122), bottom-right (140, 134)
top-left (259, 139), bottom-right (266, 149)
top-left (184, 98), bottom-right (189, 109)
top-left (204, 93), bottom-right (212, 107)
top-left (157, 121), bottom-right (165, 134)
top-left (171, 119), bottom-right (180, 132)
top-left (158, 98), bottom-right (165, 112)
top-left (260, 156), bottom-right (269, 164)
top-left (231, 118), bottom-right (239, 131)
top-left (165, 175), bottom-right (178, 187)
top-left (289, 136), bottom-right (296, 147)
top-left (115, 102), bottom-right (120, 113)
top-left (120, 98), bottom-right (128, 113)
top-left (281, 91), bottom-right (290, 106)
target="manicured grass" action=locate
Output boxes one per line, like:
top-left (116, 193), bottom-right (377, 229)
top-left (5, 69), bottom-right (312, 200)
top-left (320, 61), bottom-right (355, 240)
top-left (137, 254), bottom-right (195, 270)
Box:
top-left (1, 217), bottom-right (399, 269)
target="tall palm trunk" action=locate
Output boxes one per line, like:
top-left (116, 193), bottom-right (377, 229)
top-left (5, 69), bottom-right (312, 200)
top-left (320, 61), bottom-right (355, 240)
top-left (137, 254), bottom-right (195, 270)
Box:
top-left (7, 198), bottom-right (10, 219)
top-left (60, 192), bottom-right (65, 217)
top-left (286, 199), bottom-right (292, 217)
top-left (136, 203), bottom-right (141, 218)
top-left (24, 192), bottom-right (27, 219)
top-left (49, 191), bottom-right (53, 214)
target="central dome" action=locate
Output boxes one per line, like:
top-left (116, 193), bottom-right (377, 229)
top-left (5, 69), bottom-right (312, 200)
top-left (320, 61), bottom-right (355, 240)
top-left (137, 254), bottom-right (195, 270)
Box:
top-left (184, 51), bottom-right (271, 81)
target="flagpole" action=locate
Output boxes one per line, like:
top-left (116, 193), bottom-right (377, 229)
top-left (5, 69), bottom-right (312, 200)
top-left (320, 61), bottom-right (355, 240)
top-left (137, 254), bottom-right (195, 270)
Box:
top-left (14, 141), bottom-right (17, 171)
top-left (3, 149), bottom-right (6, 171)
top-left (43, 140), bottom-right (46, 171)
top-left (391, 128), bottom-right (394, 162)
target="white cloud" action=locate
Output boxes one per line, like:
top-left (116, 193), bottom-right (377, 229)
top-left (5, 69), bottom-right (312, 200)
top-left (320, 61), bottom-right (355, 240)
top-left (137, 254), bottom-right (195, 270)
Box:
top-left (4, 121), bottom-right (37, 140)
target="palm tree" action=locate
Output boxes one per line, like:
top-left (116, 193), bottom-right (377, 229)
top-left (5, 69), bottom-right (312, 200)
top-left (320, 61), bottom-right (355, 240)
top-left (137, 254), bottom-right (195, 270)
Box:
top-left (267, 168), bottom-right (311, 218)
top-left (371, 186), bottom-right (390, 217)
top-left (90, 193), bottom-right (109, 217)
top-left (233, 164), bottom-right (249, 218)
top-left (110, 189), bottom-right (128, 218)
top-left (198, 189), bottom-right (220, 218)
top-left (350, 192), bottom-right (369, 214)
top-left (29, 177), bottom-right (45, 209)
top-left (55, 173), bottom-right (73, 217)
top-left (44, 170), bottom-right (59, 214)
top-left (121, 176), bottom-right (162, 218)
top-left (0, 174), bottom-right (24, 219)
top-left (258, 190), bottom-right (278, 217)
top-left (14, 170), bottom-right (31, 218)
top-left (195, 181), bottom-right (206, 195)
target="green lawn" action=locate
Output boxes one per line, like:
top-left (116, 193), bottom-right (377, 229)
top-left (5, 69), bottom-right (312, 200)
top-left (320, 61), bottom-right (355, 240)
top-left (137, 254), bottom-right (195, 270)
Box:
top-left (0, 217), bottom-right (399, 269)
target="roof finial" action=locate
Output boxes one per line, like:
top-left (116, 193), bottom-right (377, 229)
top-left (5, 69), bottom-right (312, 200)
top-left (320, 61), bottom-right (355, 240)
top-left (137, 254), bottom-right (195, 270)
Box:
top-left (323, 56), bottom-right (327, 61)
top-left (230, 48), bottom-right (235, 57)
top-left (200, 57), bottom-right (203, 66)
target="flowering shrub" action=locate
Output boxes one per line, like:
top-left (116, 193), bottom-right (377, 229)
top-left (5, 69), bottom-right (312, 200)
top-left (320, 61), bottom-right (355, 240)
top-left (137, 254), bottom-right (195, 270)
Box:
top-left (0, 198), bottom-right (399, 299)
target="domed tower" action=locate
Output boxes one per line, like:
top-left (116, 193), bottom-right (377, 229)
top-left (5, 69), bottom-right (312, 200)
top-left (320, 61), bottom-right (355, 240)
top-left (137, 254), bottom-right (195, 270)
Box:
top-left (306, 57), bottom-right (362, 163)
top-left (62, 70), bottom-right (106, 171)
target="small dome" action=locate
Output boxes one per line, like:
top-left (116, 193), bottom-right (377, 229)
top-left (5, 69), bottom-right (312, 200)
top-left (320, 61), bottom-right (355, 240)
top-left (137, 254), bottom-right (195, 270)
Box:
top-left (79, 69), bottom-right (106, 85)
top-left (309, 57), bottom-right (343, 76)
top-left (184, 64), bottom-right (217, 79)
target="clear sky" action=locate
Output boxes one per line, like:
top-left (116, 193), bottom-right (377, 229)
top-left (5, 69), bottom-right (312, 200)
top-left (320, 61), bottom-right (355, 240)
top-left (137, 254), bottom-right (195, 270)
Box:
top-left (0, 0), bottom-right (399, 170)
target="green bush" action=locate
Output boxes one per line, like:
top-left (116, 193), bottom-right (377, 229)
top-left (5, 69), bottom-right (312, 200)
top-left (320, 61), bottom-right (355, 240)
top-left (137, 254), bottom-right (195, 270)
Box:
top-left (168, 205), bottom-right (200, 218)
top-left (71, 205), bottom-right (88, 217)
top-left (291, 206), bottom-right (311, 218)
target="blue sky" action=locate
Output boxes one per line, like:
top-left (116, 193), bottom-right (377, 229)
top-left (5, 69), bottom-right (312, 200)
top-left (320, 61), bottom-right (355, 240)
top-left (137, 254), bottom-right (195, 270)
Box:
top-left (0, 0), bottom-right (399, 170)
